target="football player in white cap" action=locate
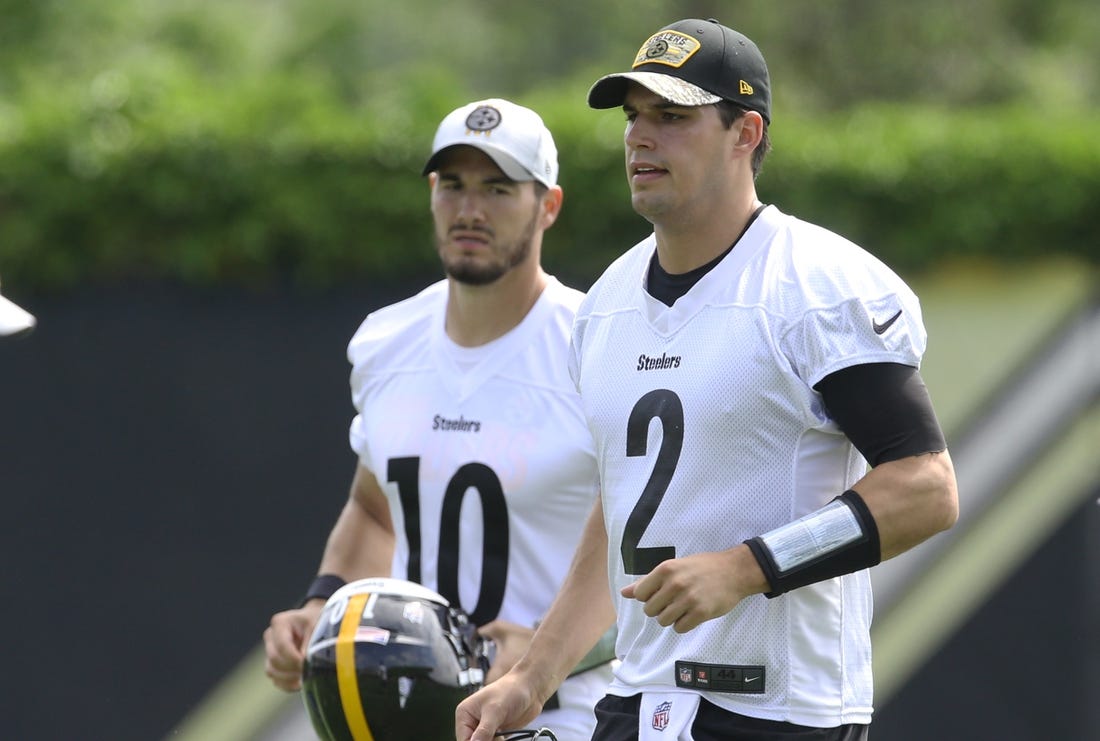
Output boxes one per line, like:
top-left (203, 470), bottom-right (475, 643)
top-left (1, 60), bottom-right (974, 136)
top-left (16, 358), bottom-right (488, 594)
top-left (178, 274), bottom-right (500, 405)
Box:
top-left (263, 98), bottom-right (612, 740)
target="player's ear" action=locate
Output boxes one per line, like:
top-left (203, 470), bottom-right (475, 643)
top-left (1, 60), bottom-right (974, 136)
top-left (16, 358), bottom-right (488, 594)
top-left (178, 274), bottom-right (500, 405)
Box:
top-left (539, 184), bottom-right (564, 230)
top-left (734, 111), bottom-right (764, 152)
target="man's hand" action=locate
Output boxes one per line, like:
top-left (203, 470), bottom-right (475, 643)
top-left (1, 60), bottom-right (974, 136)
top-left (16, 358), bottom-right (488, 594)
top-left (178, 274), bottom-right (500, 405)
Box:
top-left (262, 600), bottom-right (324, 691)
top-left (621, 546), bottom-right (766, 633)
top-left (477, 620), bottom-right (535, 683)
top-left (455, 670), bottom-right (543, 741)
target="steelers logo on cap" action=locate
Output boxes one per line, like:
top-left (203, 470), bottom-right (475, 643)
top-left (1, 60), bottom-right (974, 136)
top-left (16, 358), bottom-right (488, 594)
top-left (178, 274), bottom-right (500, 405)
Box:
top-left (632, 30), bottom-right (701, 69)
top-left (465, 105), bottom-right (502, 132)
top-left (646, 39), bottom-right (670, 58)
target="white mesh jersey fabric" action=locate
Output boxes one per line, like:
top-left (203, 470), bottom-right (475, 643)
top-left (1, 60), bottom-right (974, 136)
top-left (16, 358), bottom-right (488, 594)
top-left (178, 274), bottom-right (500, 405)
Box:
top-left (347, 276), bottom-right (604, 737)
top-left (570, 206), bottom-right (926, 727)
top-left (347, 276), bottom-right (599, 631)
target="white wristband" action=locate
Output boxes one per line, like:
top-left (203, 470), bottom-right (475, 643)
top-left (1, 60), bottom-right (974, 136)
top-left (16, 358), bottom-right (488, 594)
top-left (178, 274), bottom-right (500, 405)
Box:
top-left (759, 499), bottom-right (864, 573)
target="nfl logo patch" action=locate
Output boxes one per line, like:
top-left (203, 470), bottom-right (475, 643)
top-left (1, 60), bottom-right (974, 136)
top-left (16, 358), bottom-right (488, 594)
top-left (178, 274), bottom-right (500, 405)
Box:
top-left (355, 626), bottom-right (391, 644)
top-left (678, 666), bottom-right (692, 683)
top-left (652, 700), bottom-right (671, 731)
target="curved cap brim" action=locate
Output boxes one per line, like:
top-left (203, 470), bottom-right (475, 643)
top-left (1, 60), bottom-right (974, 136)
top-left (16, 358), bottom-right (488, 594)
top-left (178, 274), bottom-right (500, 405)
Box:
top-left (588, 71), bottom-right (722, 109)
top-left (422, 143), bottom-right (545, 187)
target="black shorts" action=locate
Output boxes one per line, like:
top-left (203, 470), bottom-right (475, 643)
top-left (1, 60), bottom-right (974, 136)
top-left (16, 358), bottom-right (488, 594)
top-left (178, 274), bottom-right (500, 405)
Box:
top-left (592, 694), bottom-right (870, 741)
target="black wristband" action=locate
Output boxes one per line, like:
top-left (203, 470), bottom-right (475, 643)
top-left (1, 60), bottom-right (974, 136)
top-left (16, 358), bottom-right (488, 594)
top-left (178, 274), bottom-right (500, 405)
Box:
top-left (298, 573), bottom-right (346, 608)
top-left (744, 490), bottom-right (881, 599)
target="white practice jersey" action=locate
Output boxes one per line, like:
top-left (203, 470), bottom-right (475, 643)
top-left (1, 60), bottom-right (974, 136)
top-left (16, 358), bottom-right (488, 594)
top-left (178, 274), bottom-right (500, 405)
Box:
top-left (348, 276), bottom-right (607, 738)
top-left (570, 205), bottom-right (927, 727)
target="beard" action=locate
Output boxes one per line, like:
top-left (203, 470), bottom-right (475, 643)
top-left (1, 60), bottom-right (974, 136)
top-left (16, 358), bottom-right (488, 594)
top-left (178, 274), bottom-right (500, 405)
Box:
top-left (437, 208), bottom-right (540, 286)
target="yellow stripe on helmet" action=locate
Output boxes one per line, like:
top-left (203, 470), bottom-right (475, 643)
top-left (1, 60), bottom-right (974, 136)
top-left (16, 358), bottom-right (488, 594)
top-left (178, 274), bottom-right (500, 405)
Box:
top-left (336, 592), bottom-right (375, 741)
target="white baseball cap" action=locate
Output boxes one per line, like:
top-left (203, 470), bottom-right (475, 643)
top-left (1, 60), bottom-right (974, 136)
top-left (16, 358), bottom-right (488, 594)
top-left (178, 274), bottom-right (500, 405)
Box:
top-left (422, 98), bottom-right (558, 187)
top-left (0, 278), bottom-right (36, 337)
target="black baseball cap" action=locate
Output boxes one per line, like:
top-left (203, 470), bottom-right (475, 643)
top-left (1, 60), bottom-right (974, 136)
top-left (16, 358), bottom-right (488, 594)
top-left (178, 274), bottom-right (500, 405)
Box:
top-left (588, 18), bottom-right (771, 123)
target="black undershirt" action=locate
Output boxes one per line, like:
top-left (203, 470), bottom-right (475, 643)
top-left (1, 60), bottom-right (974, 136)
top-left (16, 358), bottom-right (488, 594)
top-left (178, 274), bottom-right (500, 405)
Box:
top-left (642, 205), bottom-right (946, 465)
top-left (645, 204), bottom-right (767, 308)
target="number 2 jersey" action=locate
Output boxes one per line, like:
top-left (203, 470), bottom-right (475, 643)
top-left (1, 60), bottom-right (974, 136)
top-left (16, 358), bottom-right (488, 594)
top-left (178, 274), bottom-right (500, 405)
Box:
top-left (348, 276), bottom-right (599, 628)
top-left (569, 205), bottom-right (928, 728)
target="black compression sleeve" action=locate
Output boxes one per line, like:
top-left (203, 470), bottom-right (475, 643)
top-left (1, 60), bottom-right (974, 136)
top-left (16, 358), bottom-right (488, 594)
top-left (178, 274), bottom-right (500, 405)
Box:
top-left (814, 363), bottom-right (946, 466)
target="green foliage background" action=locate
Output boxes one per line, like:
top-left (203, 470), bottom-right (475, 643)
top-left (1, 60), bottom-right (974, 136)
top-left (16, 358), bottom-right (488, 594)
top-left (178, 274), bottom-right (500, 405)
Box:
top-left (1, 0), bottom-right (1097, 292)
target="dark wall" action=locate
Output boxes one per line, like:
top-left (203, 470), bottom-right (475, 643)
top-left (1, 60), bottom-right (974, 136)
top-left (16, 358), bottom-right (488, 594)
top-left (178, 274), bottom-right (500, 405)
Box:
top-left (0, 281), bottom-right (416, 741)
top-left (1, 283), bottom-right (1095, 741)
top-left (874, 490), bottom-right (1100, 741)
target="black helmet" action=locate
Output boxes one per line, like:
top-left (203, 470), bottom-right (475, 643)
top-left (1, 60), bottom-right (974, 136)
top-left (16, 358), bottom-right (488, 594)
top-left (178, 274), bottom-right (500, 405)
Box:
top-left (301, 577), bottom-right (492, 741)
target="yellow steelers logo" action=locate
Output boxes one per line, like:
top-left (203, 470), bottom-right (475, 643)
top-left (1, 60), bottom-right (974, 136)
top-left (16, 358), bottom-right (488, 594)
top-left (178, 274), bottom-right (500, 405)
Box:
top-left (632, 30), bottom-right (701, 69)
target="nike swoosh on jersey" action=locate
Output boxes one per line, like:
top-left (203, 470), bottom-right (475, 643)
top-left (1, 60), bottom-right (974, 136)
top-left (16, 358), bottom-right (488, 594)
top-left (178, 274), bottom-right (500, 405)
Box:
top-left (872, 309), bottom-right (903, 335)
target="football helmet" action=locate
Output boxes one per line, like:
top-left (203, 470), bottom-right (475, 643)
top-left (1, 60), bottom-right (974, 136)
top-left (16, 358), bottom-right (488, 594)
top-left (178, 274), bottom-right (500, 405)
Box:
top-left (301, 577), bottom-right (492, 740)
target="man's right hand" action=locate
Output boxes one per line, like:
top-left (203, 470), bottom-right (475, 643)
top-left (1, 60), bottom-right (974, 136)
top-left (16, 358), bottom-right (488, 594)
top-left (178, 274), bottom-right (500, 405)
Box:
top-left (263, 600), bottom-right (324, 691)
top-left (455, 668), bottom-right (547, 741)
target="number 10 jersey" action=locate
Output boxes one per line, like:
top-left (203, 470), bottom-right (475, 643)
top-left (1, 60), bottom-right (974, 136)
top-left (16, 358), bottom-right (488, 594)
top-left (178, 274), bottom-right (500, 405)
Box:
top-left (347, 277), bottom-right (600, 631)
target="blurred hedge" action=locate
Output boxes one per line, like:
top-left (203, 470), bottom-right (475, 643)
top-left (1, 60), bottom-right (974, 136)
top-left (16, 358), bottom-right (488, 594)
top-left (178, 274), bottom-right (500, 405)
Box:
top-left (1, 72), bottom-right (1097, 294)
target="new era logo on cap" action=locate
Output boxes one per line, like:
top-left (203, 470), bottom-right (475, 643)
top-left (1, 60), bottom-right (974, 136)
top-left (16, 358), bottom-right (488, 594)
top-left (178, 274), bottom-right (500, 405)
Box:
top-left (588, 18), bottom-right (771, 123)
top-left (422, 98), bottom-right (559, 187)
